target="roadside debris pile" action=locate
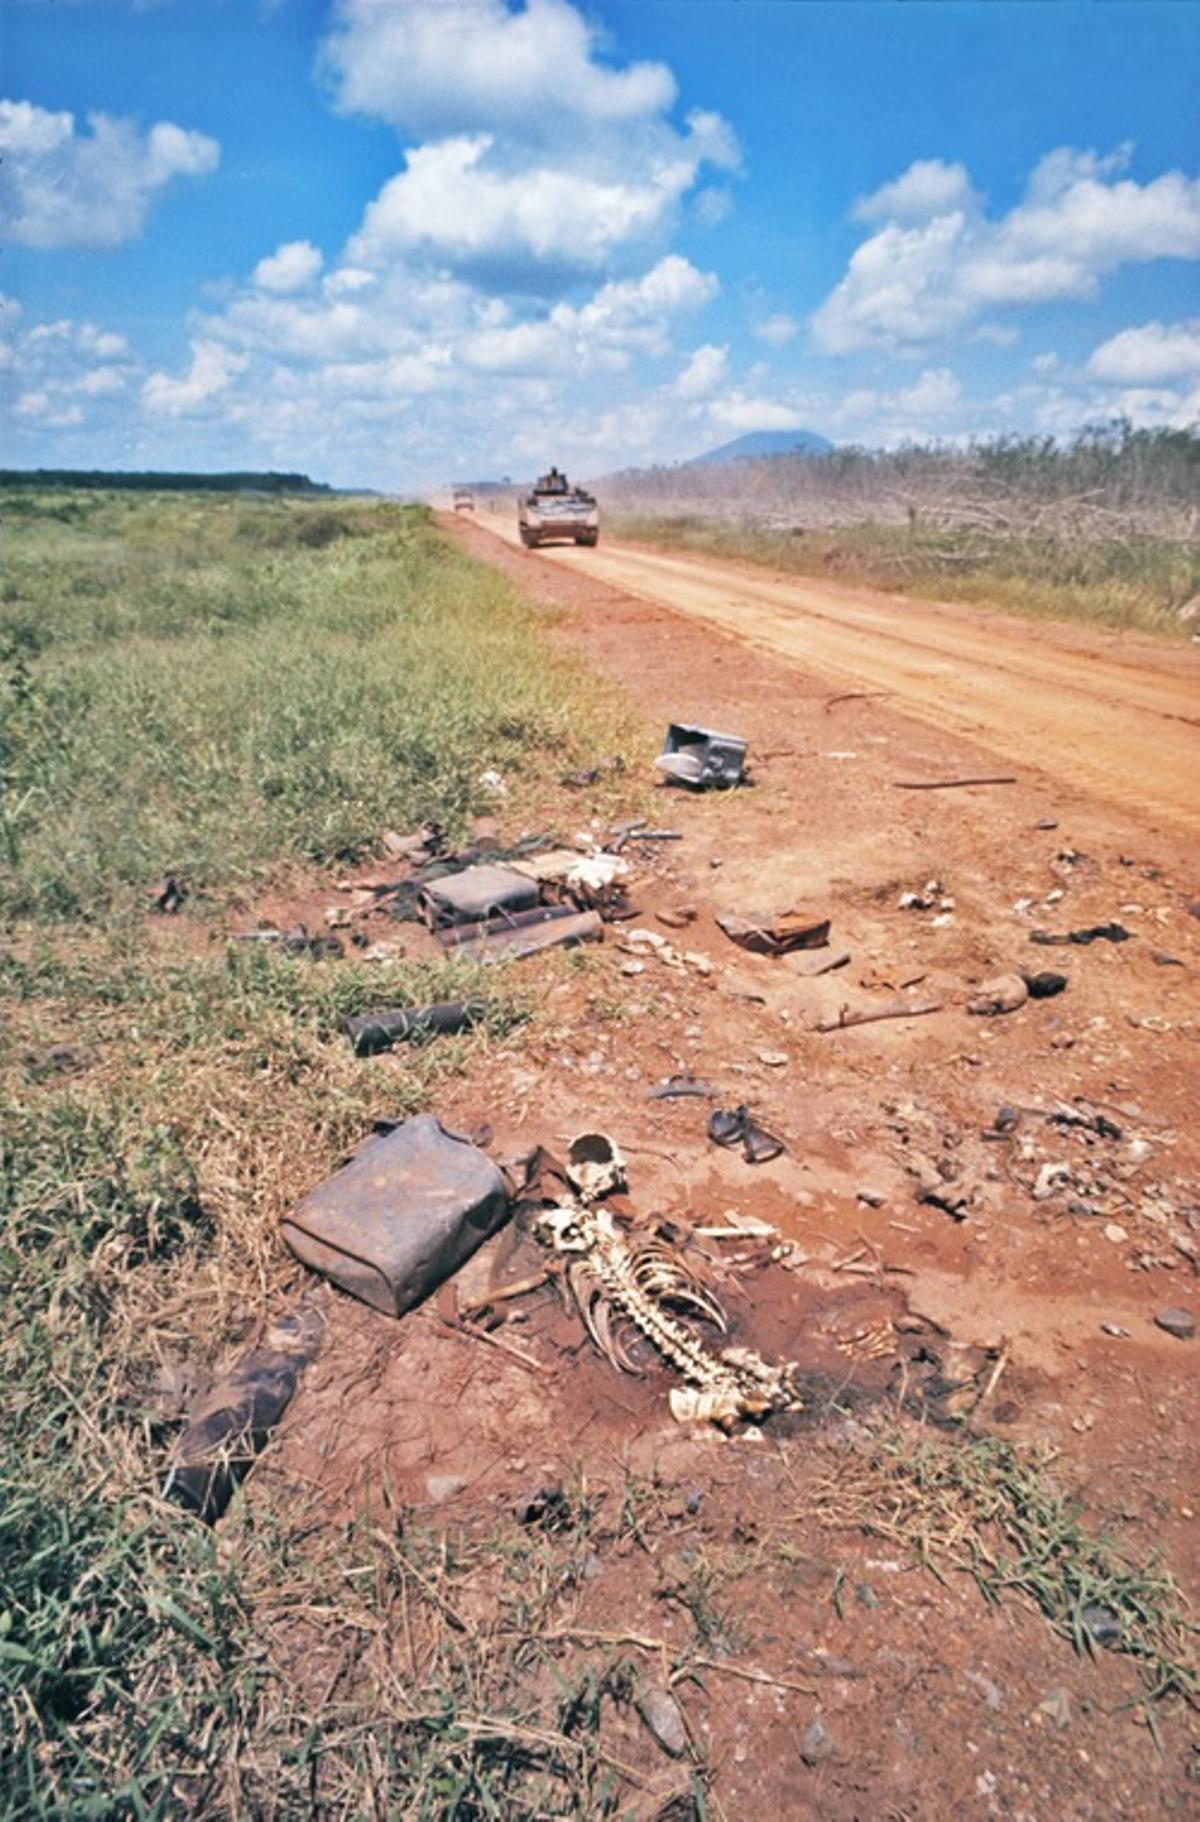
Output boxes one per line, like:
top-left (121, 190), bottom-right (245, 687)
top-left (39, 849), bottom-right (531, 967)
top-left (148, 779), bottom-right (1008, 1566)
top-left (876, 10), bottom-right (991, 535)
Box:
top-left (883, 1091), bottom-right (1197, 1254)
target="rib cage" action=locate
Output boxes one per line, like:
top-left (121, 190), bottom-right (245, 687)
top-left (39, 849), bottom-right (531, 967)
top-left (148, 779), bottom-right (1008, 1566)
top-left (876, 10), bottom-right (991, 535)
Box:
top-left (534, 1199), bottom-right (804, 1429)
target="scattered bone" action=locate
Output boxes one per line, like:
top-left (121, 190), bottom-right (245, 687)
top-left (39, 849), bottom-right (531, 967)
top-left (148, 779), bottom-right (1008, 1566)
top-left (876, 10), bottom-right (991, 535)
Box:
top-left (817, 1000), bottom-right (942, 1033)
top-left (967, 974), bottom-right (1028, 1016)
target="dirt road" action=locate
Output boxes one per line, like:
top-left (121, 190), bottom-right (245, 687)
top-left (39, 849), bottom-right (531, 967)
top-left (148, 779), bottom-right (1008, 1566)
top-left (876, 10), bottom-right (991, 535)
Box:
top-left (488, 521), bottom-right (1199, 837)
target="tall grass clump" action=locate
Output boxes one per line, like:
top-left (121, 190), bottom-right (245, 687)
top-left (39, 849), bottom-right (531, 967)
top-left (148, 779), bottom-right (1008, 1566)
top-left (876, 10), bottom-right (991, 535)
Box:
top-left (0, 490), bottom-right (638, 921)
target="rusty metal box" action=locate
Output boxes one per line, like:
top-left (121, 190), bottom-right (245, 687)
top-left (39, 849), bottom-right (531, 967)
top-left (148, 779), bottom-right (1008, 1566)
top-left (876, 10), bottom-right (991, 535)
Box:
top-left (282, 1115), bottom-right (510, 1317)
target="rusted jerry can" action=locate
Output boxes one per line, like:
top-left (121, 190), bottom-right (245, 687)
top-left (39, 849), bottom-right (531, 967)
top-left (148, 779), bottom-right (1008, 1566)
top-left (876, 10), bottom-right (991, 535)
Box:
top-left (282, 1114), bottom-right (510, 1317)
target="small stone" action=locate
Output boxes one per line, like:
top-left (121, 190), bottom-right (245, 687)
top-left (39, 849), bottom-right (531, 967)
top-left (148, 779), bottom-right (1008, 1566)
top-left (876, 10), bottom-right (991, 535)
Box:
top-left (657, 906), bottom-right (697, 929)
top-left (1037, 1687), bottom-right (1072, 1729)
top-left (1081, 1603), bottom-right (1121, 1646)
top-left (856, 1187), bottom-right (886, 1208)
top-left (855, 1581), bottom-right (879, 1609)
top-left (799, 1718), bottom-right (835, 1766)
top-left (1034, 818), bottom-right (1058, 831)
top-left (636, 1685), bottom-right (688, 1759)
top-left (1154, 1308), bottom-right (1196, 1341)
top-left (964, 1669), bottom-right (1004, 1709)
top-left (424, 1474), bottom-right (466, 1505)
top-left (1103, 1223), bottom-right (1128, 1244)
top-left (1100, 1322), bottom-right (1130, 1338)
top-left (756, 1048), bottom-right (788, 1068)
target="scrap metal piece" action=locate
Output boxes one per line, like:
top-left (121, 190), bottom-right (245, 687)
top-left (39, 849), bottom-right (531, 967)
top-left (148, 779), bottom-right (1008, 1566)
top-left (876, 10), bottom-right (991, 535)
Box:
top-left (447, 907), bottom-right (603, 962)
top-left (344, 1000), bottom-right (487, 1057)
top-left (716, 910), bottom-right (831, 957)
top-left (1030, 923), bottom-right (1132, 947)
top-left (283, 1115), bottom-right (510, 1316)
top-left (419, 864), bottom-right (542, 930)
top-left (656, 723), bottom-right (747, 789)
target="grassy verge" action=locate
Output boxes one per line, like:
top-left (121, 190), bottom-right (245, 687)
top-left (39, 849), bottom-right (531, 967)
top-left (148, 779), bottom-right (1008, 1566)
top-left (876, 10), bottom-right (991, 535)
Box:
top-left (1, 489), bottom-right (639, 920)
top-left (0, 489), bottom-right (643, 1817)
top-left (611, 513), bottom-right (1199, 637)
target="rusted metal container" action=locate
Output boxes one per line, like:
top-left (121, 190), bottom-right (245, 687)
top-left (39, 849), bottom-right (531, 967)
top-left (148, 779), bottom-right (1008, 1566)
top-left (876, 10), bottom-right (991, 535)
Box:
top-left (282, 1115), bottom-right (510, 1317)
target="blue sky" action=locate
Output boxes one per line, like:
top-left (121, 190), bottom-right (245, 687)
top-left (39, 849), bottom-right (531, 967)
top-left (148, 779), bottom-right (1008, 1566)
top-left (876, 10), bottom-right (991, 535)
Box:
top-left (3, 0), bottom-right (1198, 490)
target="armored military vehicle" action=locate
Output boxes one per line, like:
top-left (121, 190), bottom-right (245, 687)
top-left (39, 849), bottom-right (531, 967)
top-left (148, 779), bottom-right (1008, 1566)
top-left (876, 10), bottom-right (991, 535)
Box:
top-left (518, 468), bottom-right (599, 548)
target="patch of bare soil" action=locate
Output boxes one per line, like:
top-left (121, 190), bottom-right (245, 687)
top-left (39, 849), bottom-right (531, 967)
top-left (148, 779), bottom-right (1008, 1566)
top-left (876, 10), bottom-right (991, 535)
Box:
top-left (253, 516), bottom-right (1198, 1817)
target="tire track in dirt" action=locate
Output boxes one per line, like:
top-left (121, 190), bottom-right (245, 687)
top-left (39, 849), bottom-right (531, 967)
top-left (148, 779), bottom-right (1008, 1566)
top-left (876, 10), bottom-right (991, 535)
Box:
top-left (498, 528), bottom-right (1199, 836)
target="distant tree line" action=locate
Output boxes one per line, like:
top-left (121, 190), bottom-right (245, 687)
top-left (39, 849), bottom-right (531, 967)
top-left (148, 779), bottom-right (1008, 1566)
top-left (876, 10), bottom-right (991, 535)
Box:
top-left (599, 421), bottom-right (1200, 541)
top-left (0, 469), bottom-right (332, 495)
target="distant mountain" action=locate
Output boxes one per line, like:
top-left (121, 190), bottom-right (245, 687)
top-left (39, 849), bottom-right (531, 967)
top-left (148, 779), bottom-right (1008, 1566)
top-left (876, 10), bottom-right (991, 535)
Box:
top-left (685, 429), bottom-right (833, 466)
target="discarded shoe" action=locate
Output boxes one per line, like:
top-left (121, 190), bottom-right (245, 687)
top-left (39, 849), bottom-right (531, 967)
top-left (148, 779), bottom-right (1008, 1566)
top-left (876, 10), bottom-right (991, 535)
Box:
top-left (707, 1105), bottom-right (785, 1165)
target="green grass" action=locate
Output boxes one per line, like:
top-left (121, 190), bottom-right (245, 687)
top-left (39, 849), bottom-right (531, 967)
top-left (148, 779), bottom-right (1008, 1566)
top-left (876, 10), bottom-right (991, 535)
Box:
top-left (612, 512), bottom-right (1199, 637)
top-left (1, 489), bottom-right (639, 920)
top-left (0, 488), bottom-right (651, 1817)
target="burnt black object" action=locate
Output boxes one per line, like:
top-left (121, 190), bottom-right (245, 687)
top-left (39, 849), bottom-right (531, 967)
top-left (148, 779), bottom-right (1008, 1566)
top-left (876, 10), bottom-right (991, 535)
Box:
top-left (1023, 971), bottom-right (1069, 998)
top-left (345, 999), bottom-right (487, 1056)
top-left (1030, 923), bottom-right (1131, 947)
top-left (707, 1104), bottom-right (785, 1164)
top-left (165, 1306), bottom-right (323, 1524)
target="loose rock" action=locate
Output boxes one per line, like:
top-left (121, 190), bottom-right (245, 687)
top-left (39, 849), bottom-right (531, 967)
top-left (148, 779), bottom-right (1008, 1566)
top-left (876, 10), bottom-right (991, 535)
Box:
top-left (636, 1685), bottom-right (689, 1759)
top-left (799, 1717), bottom-right (836, 1766)
top-left (1154, 1308), bottom-right (1196, 1341)
top-left (1038, 1687), bottom-right (1072, 1729)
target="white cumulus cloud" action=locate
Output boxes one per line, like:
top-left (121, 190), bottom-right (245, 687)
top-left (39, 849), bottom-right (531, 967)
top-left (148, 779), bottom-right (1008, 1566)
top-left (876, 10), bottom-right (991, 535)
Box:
top-left (813, 145), bottom-right (1200, 354)
top-left (1088, 318), bottom-right (1200, 383)
top-left (675, 342), bottom-right (728, 397)
top-left (322, 0), bottom-right (735, 295)
top-left (854, 158), bottom-right (976, 223)
top-left (754, 313), bottom-right (798, 347)
top-left (708, 394), bottom-right (804, 434)
top-left (142, 340), bottom-right (248, 416)
top-left (347, 132), bottom-right (700, 282)
top-left (322, 0), bottom-right (677, 139)
top-left (253, 240), bottom-right (324, 293)
top-left (0, 98), bottom-right (219, 249)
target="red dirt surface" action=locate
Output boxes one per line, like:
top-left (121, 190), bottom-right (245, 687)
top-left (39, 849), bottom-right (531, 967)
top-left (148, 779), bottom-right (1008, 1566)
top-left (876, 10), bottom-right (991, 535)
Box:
top-left (258, 516), bottom-right (1199, 1818)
